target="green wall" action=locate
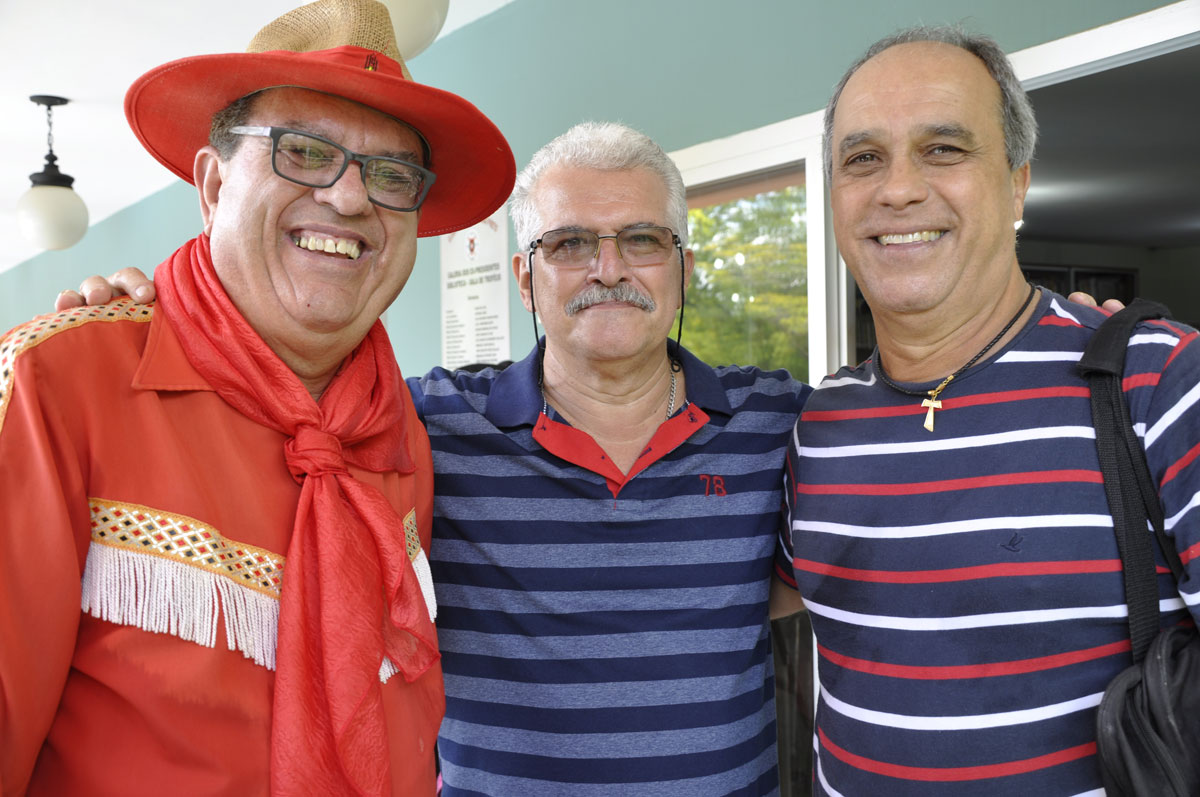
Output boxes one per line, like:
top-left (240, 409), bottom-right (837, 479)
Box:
top-left (2, 0), bottom-right (1177, 377)
top-left (2, 181), bottom-right (197, 329)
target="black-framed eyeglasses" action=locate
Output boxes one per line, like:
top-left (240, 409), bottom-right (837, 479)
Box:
top-left (229, 125), bottom-right (436, 212)
top-left (528, 226), bottom-right (682, 268)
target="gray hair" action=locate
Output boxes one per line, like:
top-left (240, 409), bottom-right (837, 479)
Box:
top-left (822, 25), bottom-right (1037, 182)
top-left (510, 121), bottom-right (689, 251)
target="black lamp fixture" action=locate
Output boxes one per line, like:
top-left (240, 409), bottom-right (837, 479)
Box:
top-left (17, 95), bottom-right (89, 251)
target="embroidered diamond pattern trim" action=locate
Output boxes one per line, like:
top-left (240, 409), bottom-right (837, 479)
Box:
top-left (403, 507), bottom-right (421, 562)
top-left (0, 299), bottom-right (153, 435)
top-left (89, 497), bottom-right (285, 599)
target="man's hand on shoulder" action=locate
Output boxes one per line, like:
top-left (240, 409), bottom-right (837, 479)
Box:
top-left (55, 268), bottom-right (156, 311)
top-left (1067, 291), bottom-right (1125, 314)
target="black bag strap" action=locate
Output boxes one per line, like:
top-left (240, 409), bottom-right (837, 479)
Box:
top-left (1077, 298), bottom-right (1184, 664)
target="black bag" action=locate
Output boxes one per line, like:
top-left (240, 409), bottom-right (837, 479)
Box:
top-left (1078, 299), bottom-right (1200, 796)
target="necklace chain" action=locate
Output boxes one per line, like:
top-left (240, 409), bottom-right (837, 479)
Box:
top-left (876, 283), bottom-right (1037, 431)
top-left (665, 369), bottom-right (677, 420)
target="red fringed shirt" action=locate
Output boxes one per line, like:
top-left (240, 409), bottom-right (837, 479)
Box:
top-left (0, 300), bottom-right (442, 795)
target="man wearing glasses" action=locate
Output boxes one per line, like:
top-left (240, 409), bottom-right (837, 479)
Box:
top-left (369, 107), bottom-right (1117, 795)
top-left (0, 1), bottom-right (512, 794)
top-left (408, 121), bottom-right (810, 794)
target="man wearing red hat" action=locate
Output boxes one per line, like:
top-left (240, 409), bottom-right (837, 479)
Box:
top-left (0, 1), bottom-right (513, 794)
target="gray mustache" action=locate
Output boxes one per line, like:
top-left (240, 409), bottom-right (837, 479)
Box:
top-left (564, 283), bottom-right (657, 316)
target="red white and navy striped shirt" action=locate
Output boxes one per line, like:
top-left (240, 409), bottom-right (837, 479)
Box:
top-left (784, 290), bottom-right (1200, 796)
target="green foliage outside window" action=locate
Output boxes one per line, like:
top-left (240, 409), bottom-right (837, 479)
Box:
top-left (683, 185), bottom-right (809, 380)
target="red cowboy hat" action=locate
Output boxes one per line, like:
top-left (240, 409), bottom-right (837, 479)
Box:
top-left (124, 0), bottom-right (514, 237)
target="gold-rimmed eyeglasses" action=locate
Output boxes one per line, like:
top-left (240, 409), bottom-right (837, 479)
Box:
top-left (528, 225), bottom-right (682, 267)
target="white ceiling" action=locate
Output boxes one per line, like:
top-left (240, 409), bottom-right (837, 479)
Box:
top-left (0, 0), bottom-right (513, 275)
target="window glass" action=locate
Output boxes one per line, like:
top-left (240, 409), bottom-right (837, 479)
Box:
top-left (685, 174), bottom-right (808, 378)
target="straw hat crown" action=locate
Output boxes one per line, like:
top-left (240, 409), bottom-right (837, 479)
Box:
top-left (247, 0), bottom-right (412, 79)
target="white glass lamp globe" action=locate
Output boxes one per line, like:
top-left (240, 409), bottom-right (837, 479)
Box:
top-left (17, 184), bottom-right (89, 250)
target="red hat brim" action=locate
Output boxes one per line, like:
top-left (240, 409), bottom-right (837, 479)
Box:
top-left (125, 46), bottom-right (514, 237)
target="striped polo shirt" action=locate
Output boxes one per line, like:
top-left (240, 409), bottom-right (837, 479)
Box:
top-left (784, 290), bottom-right (1200, 796)
top-left (409, 342), bottom-right (809, 796)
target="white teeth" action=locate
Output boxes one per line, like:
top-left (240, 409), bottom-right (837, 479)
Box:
top-left (293, 235), bottom-right (362, 260)
top-left (877, 230), bottom-right (943, 245)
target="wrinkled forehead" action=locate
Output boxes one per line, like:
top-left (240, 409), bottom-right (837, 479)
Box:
top-left (244, 86), bottom-right (430, 162)
top-left (533, 165), bottom-right (671, 228)
top-left (834, 41), bottom-right (1004, 142)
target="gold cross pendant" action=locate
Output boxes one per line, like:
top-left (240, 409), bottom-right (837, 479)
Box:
top-left (920, 375), bottom-right (954, 433)
top-left (921, 397), bottom-right (942, 432)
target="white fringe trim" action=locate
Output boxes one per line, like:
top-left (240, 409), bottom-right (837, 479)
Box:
top-left (379, 550), bottom-right (437, 686)
top-left (82, 541), bottom-right (437, 683)
top-left (413, 547), bottom-right (437, 624)
top-left (81, 541), bottom-right (278, 670)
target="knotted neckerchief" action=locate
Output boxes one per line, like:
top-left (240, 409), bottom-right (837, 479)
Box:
top-left (155, 235), bottom-right (439, 795)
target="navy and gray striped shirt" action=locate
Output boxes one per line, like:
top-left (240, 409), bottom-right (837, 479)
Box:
top-left (410, 342), bottom-right (810, 795)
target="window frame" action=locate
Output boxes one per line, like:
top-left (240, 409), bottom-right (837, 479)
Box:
top-left (670, 0), bottom-right (1200, 383)
top-left (671, 114), bottom-right (833, 385)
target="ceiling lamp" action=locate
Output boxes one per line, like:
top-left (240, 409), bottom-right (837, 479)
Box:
top-left (17, 95), bottom-right (89, 251)
top-left (380, 0), bottom-right (449, 58)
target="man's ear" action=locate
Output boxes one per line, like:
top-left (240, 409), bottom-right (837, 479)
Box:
top-left (194, 145), bottom-right (224, 236)
top-left (680, 248), bottom-right (695, 308)
top-left (1011, 161), bottom-right (1031, 224)
top-left (512, 251), bottom-right (534, 313)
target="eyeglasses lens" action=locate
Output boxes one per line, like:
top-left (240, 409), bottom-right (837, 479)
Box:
top-left (540, 227), bottom-right (674, 266)
top-left (273, 131), bottom-right (429, 210)
top-left (275, 132), bottom-right (343, 183)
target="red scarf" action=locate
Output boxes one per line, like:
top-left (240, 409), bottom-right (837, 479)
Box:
top-left (155, 236), bottom-right (439, 795)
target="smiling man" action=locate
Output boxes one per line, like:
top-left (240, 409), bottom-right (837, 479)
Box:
top-left (784, 26), bottom-right (1200, 795)
top-left (408, 122), bottom-right (811, 794)
top-left (0, 1), bottom-right (513, 794)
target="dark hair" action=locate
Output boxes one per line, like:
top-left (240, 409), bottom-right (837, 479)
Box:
top-left (823, 25), bottom-right (1038, 181)
top-left (208, 93), bottom-right (260, 159)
